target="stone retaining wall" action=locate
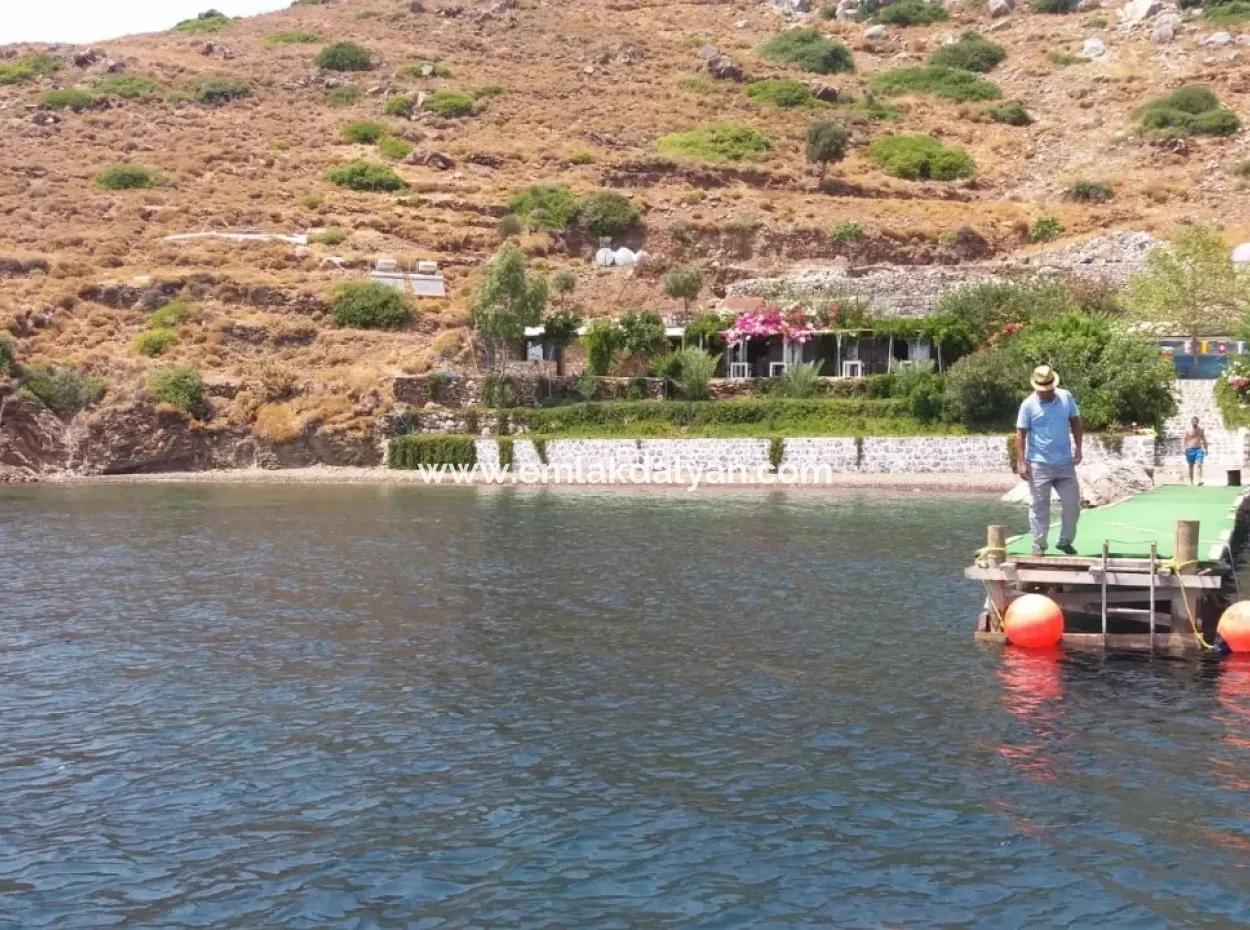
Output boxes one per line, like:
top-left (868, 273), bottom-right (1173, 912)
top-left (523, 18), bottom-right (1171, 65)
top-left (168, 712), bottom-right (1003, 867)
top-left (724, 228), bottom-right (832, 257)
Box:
top-left (407, 432), bottom-right (1159, 478)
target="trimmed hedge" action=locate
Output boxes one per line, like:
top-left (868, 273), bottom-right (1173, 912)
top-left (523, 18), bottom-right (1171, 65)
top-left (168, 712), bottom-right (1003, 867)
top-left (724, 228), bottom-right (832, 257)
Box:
top-left (509, 397), bottom-right (914, 435)
top-left (389, 434), bottom-right (478, 468)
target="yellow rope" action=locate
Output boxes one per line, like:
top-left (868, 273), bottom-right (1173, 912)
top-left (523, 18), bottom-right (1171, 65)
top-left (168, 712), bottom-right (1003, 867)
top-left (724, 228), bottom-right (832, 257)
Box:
top-left (1162, 559), bottom-right (1215, 652)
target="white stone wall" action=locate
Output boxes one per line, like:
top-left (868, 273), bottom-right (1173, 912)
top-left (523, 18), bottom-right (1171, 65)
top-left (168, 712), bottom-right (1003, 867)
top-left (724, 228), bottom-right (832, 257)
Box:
top-left (780, 438), bottom-right (859, 473)
top-left (465, 433), bottom-right (1157, 479)
top-left (474, 439), bottom-right (500, 470)
top-left (639, 438), bottom-right (771, 471)
top-left (861, 436), bottom-right (1009, 473)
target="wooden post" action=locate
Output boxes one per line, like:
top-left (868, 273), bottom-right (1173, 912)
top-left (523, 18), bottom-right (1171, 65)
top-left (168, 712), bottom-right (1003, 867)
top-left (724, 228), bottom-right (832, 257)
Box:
top-left (1170, 519), bottom-right (1199, 648)
top-left (984, 524), bottom-right (1009, 633)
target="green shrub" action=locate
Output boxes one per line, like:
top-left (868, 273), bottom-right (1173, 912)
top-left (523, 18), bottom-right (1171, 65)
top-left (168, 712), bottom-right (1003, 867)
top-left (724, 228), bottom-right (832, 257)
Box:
top-left (400, 60), bottom-right (453, 79)
top-left (173, 10), bottom-right (232, 33)
top-left (941, 347), bottom-right (1020, 426)
top-left (874, 0), bottom-right (949, 24)
top-left (40, 89), bottom-right (96, 111)
top-left (1067, 179), bottom-right (1114, 203)
top-left (483, 373), bottom-right (519, 408)
top-left (986, 101), bottom-right (1032, 125)
top-left (266, 30), bottom-right (322, 44)
top-left (388, 434), bottom-right (477, 469)
top-left (330, 282), bottom-right (412, 328)
top-left (314, 227), bottom-right (349, 245)
top-left (23, 363), bottom-right (105, 414)
top-left (830, 220), bottom-right (864, 243)
top-left (869, 134), bottom-right (975, 180)
top-left (657, 123), bottom-right (772, 162)
top-left (777, 360), bottom-right (823, 398)
top-left (191, 78), bottom-right (250, 105)
top-left (326, 84), bottom-right (363, 106)
top-left (0, 53), bottom-right (61, 86)
top-left (92, 74), bottom-right (163, 98)
top-left (619, 310), bottom-right (667, 357)
top-left (327, 160), bottom-right (406, 191)
top-left (342, 120), bottom-right (386, 143)
top-left (578, 191), bottom-right (641, 237)
top-left (148, 366), bottom-right (207, 417)
top-left (150, 299), bottom-right (194, 329)
top-left (583, 319), bottom-right (623, 375)
top-left (498, 214), bottom-right (523, 238)
top-left (671, 347), bottom-right (719, 400)
top-left (1047, 51), bottom-right (1086, 66)
top-left (746, 79), bottom-right (815, 108)
top-left (1137, 85), bottom-right (1240, 139)
top-left (378, 136), bottom-right (413, 160)
top-left (0, 332), bottom-right (14, 376)
top-left (96, 165), bottom-right (162, 190)
top-left (476, 84), bottom-right (505, 98)
top-left (132, 328), bottom-right (179, 357)
top-left (759, 28), bottom-right (854, 74)
top-left (425, 89), bottom-right (475, 117)
top-left (384, 94), bottom-right (414, 117)
top-left (507, 184), bottom-right (579, 229)
top-left (569, 148), bottom-right (594, 165)
top-left (1034, 0), bottom-right (1078, 11)
top-left (870, 66), bottom-right (1001, 102)
top-left (1206, 0), bottom-right (1250, 24)
top-left (317, 42), bottom-right (374, 71)
top-left (927, 31), bottom-right (1006, 73)
top-left (1029, 215), bottom-right (1064, 242)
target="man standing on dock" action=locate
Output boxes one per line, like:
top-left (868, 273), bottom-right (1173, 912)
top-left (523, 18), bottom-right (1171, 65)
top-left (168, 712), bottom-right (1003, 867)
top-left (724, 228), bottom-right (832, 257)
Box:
top-left (1183, 417), bottom-right (1208, 486)
top-left (1016, 365), bottom-right (1084, 557)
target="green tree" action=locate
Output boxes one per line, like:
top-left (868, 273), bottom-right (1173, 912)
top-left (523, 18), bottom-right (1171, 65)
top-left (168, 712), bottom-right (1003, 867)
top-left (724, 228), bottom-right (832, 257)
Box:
top-left (542, 308), bottom-right (584, 375)
top-left (1126, 226), bottom-right (1250, 342)
top-left (582, 319), bottom-right (623, 376)
top-left (470, 246), bottom-right (548, 370)
top-left (806, 120), bottom-right (850, 179)
top-left (618, 310), bottom-right (667, 359)
top-left (663, 265), bottom-right (703, 314)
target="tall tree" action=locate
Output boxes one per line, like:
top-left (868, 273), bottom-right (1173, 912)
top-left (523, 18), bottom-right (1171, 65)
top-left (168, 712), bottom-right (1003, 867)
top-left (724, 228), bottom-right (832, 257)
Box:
top-left (1125, 226), bottom-right (1250, 343)
top-left (663, 265), bottom-right (703, 315)
top-left (469, 246), bottom-right (548, 370)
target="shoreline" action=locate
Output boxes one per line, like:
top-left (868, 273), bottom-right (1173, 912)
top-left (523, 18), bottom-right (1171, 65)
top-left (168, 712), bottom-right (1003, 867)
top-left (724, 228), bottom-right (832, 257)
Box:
top-left (35, 466), bottom-right (1021, 495)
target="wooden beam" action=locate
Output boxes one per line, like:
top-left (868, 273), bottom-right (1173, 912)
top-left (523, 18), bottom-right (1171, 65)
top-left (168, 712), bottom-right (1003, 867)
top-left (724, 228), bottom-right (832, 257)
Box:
top-left (1172, 519), bottom-right (1200, 651)
top-left (963, 566), bottom-right (1223, 589)
top-left (974, 631), bottom-right (1205, 654)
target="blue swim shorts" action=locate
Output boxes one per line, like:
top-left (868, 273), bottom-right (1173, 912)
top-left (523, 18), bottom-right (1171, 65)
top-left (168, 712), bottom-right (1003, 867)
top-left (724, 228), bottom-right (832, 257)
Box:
top-left (1186, 447), bottom-right (1206, 465)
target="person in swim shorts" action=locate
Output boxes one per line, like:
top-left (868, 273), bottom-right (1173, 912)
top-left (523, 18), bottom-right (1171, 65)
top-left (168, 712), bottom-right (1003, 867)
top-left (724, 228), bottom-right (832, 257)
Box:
top-left (1183, 416), bottom-right (1208, 486)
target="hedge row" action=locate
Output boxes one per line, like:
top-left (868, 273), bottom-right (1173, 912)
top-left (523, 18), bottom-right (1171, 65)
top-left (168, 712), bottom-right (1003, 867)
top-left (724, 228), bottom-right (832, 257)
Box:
top-left (389, 434), bottom-right (477, 468)
top-left (508, 398), bottom-right (911, 433)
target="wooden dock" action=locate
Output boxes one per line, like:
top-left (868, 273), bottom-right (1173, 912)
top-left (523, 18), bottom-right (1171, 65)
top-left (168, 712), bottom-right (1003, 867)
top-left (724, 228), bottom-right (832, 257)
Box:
top-left (967, 485), bottom-right (1250, 654)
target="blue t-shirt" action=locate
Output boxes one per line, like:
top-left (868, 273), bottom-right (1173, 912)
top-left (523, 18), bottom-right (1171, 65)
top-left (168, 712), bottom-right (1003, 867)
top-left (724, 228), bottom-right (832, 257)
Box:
top-left (1016, 389), bottom-right (1079, 466)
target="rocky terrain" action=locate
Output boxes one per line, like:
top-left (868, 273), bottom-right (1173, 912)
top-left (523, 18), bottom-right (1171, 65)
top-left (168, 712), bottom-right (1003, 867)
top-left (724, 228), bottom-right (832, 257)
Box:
top-left (3, 0), bottom-right (1250, 478)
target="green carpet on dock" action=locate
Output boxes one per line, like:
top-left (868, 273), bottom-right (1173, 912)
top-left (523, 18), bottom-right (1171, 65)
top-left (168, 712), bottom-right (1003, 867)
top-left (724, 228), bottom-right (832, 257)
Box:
top-left (1005, 485), bottom-right (1247, 561)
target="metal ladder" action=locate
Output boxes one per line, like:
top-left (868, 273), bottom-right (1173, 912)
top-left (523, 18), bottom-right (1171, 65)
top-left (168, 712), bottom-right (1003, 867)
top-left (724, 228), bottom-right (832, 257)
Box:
top-left (1099, 541), bottom-right (1159, 651)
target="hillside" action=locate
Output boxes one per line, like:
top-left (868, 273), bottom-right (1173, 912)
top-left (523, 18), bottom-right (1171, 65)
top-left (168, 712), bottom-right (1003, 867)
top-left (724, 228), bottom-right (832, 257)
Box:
top-left (1, 0), bottom-right (1249, 477)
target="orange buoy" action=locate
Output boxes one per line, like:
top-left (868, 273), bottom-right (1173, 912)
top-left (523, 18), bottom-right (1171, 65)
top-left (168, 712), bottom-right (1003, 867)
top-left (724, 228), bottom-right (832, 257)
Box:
top-left (1003, 594), bottom-right (1064, 649)
top-left (1218, 601), bottom-right (1250, 652)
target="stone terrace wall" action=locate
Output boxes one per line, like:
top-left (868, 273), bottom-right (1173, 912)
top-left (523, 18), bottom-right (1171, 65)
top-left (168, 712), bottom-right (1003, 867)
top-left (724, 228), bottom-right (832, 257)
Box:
top-left (446, 433), bottom-right (1157, 478)
top-left (393, 374), bottom-right (665, 409)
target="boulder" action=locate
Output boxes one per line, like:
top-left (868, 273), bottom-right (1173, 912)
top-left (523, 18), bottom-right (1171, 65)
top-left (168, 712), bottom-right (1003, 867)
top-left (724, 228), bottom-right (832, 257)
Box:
top-left (864, 23), bottom-right (889, 38)
top-left (1203, 30), bottom-right (1234, 46)
top-left (706, 54), bottom-right (745, 81)
top-left (1076, 0), bottom-right (1101, 10)
top-left (697, 43), bottom-right (720, 60)
top-left (988, 0), bottom-right (1014, 17)
top-left (1080, 36), bottom-right (1107, 58)
top-left (1118, 0), bottom-right (1161, 25)
top-left (71, 48), bottom-right (99, 68)
top-left (1152, 12), bottom-right (1181, 42)
top-left (807, 81), bottom-right (840, 101)
top-left (835, 0), bottom-right (860, 20)
top-left (1000, 462), bottom-right (1155, 508)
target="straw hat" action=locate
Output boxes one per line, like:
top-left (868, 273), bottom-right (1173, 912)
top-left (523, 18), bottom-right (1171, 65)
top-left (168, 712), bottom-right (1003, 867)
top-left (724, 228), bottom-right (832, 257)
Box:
top-left (1030, 365), bottom-right (1059, 391)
